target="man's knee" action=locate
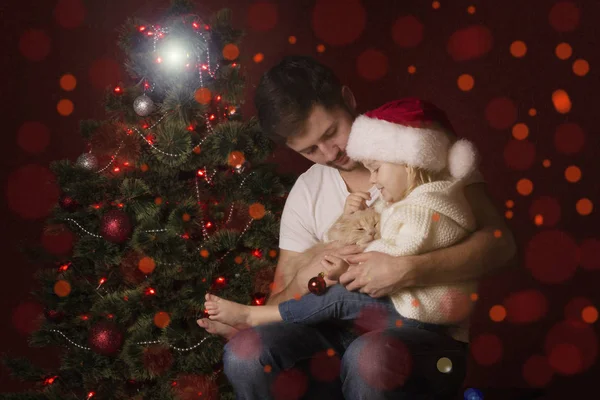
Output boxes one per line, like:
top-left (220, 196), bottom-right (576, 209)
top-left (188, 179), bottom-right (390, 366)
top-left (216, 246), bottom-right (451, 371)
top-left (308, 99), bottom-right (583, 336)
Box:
top-left (342, 330), bottom-right (413, 391)
top-left (223, 323), bottom-right (307, 377)
top-left (223, 327), bottom-right (266, 379)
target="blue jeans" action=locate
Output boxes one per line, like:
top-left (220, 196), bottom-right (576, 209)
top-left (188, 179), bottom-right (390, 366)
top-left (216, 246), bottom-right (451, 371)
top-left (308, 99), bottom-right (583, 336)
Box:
top-left (223, 286), bottom-right (468, 399)
top-left (279, 284), bottom-right (446, 334)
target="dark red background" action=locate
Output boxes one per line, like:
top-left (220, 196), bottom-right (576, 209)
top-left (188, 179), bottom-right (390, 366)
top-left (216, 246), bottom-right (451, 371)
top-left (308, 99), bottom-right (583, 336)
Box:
top-left (2, 0), bottom-right (599, 397)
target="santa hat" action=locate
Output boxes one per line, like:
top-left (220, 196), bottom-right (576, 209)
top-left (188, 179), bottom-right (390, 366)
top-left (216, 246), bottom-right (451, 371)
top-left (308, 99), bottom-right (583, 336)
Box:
top-left (346, 98), bottom-right (478, 179)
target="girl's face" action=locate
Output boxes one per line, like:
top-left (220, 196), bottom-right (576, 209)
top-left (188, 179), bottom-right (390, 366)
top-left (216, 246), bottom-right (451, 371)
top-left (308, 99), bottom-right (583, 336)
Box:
top-left (363, 160), bottom-right (409, 203)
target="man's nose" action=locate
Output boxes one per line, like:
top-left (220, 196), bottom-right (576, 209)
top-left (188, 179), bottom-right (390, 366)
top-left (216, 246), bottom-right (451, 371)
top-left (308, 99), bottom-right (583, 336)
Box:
top-left (319, 143), bottom-right (338, 161)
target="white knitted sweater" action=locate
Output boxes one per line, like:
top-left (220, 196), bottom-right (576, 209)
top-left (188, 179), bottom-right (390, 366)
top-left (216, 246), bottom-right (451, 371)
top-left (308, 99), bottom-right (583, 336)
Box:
top-left (365, 180), bottom-right (478, 342)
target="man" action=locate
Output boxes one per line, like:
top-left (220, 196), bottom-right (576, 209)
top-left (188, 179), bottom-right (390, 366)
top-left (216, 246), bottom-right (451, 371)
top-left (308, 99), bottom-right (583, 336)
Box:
top-left (197, 56), bottom-right (516, 399)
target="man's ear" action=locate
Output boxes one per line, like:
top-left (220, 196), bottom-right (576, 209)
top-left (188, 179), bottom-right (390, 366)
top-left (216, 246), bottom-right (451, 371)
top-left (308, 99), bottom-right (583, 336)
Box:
top-left (342, 86), bottom-right (357, 112)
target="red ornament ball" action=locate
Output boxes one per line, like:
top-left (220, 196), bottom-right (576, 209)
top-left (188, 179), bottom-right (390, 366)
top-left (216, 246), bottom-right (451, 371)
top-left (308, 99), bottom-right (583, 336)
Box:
top-left (58, 194), bottom-right (79, 212)
top-left (88, 321), bottom-right (123, 356)
top-left (143, 345), bottom-right (173, 376)
top-left (100, 210), bottom-right (132, 243)
top-left (308, 273), bottom-right (327, 296)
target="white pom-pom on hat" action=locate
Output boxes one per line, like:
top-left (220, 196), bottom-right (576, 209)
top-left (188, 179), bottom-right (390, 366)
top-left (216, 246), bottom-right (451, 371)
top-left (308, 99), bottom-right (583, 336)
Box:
top-left (447, 139), bottom-right (478, 179)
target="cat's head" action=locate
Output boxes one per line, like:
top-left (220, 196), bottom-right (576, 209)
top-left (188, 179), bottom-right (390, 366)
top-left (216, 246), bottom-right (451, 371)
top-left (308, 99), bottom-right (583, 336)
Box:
top-left (327, 209), bottom-right (381, 246)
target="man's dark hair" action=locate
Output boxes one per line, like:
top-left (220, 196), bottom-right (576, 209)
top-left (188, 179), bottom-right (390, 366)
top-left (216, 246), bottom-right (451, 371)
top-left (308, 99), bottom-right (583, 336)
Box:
top-left (254, 55), bottom-right (349, 144)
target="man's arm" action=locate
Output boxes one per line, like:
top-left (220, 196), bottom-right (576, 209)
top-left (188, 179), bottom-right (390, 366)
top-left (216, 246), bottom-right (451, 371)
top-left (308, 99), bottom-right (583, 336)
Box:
top-left (406, 182), bottom-right (517, 286)
top-left (266, 249), bottom-right (304, 306)
top-left (267, 244), bottom-right (362, 305)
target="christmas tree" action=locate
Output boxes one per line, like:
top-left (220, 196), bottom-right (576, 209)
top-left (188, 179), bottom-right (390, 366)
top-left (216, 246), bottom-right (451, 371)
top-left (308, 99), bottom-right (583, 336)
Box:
top-left (3, 1), bottom-right (291, 399)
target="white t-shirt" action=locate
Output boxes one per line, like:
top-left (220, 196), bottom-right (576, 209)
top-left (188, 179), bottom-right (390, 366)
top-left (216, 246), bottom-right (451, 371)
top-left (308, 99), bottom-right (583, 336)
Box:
top-left (279, 164), bottom-right (484, 253)
top-left (279, 164), bottom-right (381, 252)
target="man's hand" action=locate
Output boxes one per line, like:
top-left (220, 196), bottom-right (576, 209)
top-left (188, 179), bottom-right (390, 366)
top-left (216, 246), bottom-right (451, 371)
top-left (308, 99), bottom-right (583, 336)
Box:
top-left (295, 243), bottom-right (363, 293)
top-left (323, 254), bottom-right (350, 281)
top-left (340, 251), bottom-right (417, 297)
top-left (343, 192), bottom-right (371, 215)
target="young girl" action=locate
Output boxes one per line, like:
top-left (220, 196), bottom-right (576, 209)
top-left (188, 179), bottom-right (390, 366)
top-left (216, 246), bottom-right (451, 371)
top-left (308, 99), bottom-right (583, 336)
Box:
top-left (203, 100), bottom-right (479, 337)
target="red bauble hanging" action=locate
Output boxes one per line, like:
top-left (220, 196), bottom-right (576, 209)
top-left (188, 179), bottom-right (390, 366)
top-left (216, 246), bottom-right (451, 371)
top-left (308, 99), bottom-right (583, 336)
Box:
top-left (88, 321), bottom-right (123, 356)
top-left (58, 194), bottom-right (79, 212)
top-left (308, 272), bottom-right (327, 296)
top-left (100, 210), bottom-right (132, 243)
top-left (143, 345), bottom-right (173, 376)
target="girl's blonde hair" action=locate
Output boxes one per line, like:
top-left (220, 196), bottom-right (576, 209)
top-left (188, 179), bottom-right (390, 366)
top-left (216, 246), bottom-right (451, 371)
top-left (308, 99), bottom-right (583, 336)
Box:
top-left (401, 165), bottom-right (449, 200)
top-left (401, 125), bottom-right (455, 200)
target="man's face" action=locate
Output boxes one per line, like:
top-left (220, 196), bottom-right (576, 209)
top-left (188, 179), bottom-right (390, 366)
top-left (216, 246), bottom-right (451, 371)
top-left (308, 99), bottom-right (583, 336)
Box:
top-left (286, 105), bottom-right (360, 171)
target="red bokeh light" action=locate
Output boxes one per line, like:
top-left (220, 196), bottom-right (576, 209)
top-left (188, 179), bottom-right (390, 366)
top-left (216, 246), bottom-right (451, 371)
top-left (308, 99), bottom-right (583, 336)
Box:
top-left (447, 25), bottom-right (493, 61)
top-left (391, 15), bottom-right (424, 48)
top-left (17, 122), bottom-right (51, 154)
top-left (227, 328), bottom-right (262, 360)
top-left (485, 97), bottom-right (517, 130)
top-left (247, 2), bottom-right (278, 32)
top-left (545, 320), bottom-right (597, 374)
top-left (522, 355), bottom-right (553, 387)
top-left (549, 2), bottom-right (580, 32)
top-left (19, 29), bottom-right (51, 61)
top-left (357, 49), bottom-right (388, 81)
top-left (529, 196), bottom-right (561, 227)
top-left (357, 333), bottom-right (412, 390)
top-left (525, 230), bottom-right (579, 284)
top-left (6, 164), bottom-right (59, 219)
top-left (503, 139), bottom-right (536, 171)
top-left (471, 333), bottom-right (503, 366)
top-left (579, 239), bottom-right (600, 271)
top-left (564, 297), bottom-right (594, 323)
top-left (309, 350), bottom-right (341, 382)
top-left (312, 0), bottom-right (366, 46)
top-left (554, 123), bottom-right (585, 155)
top-left (11, 302), bottom-right (43, 334)
top-left (503, 289), bottom-right (548, 324)
top-left (88, 58), bottom-right (122, 90)
top-left (54, 0), bottom-right (85, 29)
top-left (271, 368), bottom-right (308, 400)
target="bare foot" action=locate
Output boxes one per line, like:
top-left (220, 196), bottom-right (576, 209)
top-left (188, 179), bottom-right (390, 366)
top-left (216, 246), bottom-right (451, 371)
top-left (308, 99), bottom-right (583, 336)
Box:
top-left (196, 318), bottom-right (239, 340)
top-left (204, 293), bottom-right (253, 328)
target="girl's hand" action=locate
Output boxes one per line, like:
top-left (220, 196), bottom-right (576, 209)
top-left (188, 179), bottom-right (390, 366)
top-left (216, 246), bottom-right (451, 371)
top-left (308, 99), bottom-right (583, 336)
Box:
top-left (344, 192), bottom-right (371, 215)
